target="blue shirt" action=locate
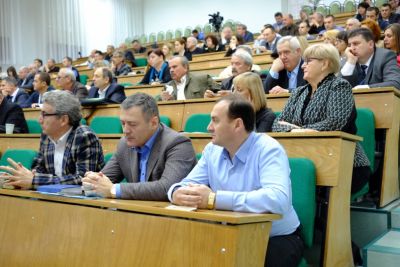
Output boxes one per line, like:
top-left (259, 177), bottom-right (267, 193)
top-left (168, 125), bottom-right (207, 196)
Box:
top-left (269, 59), bottom-right (302, 92)
top-left (168, 132), bottom-right (300, 236)
top-left (115, 127), bottom-right (160, 198)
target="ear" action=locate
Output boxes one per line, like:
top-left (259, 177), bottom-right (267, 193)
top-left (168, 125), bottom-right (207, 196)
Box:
top-left (60, 114), bottom-right (70, 127)
top-left (234, 118), bottom-right (244, 131)
top-left (150, 115), bottom-right (159, 128)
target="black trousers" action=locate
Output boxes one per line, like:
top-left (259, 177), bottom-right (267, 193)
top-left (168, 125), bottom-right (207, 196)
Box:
top-left (264, 227), bottom-right (304, 267)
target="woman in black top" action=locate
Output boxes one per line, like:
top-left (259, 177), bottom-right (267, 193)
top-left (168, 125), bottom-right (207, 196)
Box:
top-left (140, 49), bottom-right (171, 85)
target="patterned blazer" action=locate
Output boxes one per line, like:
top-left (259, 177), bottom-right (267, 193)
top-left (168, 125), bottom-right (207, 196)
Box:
top-left (272, 74), bottom-right (369, 168)
top-left (32, 125), bottom-right (104, 188)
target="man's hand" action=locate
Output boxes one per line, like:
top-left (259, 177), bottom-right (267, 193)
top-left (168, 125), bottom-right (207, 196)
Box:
top-left (161, 91), bottom-right (173, 101)
top-left (345, 47), bottom-right (358, 65)
top-left (270, 58), bottom-right (285, 73)
top-left (172, 184), bottom-right (213, 209)
top-left (269, 86), bottom-right (289, 94)
top-left (0, 158), bottom-right (34, 190)
top-left (82, 171), bottom-right (113, 198)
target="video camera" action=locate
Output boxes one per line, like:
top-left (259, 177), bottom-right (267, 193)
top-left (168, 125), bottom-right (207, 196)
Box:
top-left (208, 12), bottom-right (224, 32)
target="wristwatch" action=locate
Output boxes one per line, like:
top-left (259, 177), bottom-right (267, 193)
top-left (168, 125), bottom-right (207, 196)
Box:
top-left (110, 184), bottom-right (116, 199)
top-left (207, 192), bottom-right (216, 210)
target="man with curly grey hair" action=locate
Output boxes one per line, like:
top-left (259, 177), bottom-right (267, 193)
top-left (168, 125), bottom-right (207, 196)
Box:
top-left (0, 90), bottom-right (104, 189)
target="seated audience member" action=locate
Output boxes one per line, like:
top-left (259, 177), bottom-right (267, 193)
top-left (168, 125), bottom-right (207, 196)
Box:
top-left (169, 94), bottom-right (303, 267)
top-left (366, 6), bottom-right (389, 31)
top-left (140, 49), bottom-right (171, 85)
top-left (319, 15), bottom-right (344, 34)
top-left (82, 93), bottom-right (197, 200)
top-left (322, 29), bottom-right (340, 45)
top-left (346, 18), bottom-right (362, 31)
top-left (111, 50), bottom-right (132, 76)
top-left (384, 23), bottom-right (400, 66)
top-left (186, 37), bottom-right (203, 55)
top-left (335, 31), bottom-right (349, 65)
top-left (17, 66), bottom-right (34, 90)
top-left (192, 29), bottom-right (204, 40)
top-left (119, 43), bottom-right (137, 67)
top-left (220, 26), bottom-right (233, 45)
top-left (279, 14), bottom-right (299, 36)
top-left (1, 77), bottom-right (29, 106)
top-left (131, 39), bottom-right (147, 54)
top-left (233, 72), bottom-right (276, 132)
top-left (206, 50), bottom-right (253, 98)
top-left (264, 36), bottom-right (306, 94)
top-left (340, 28), bottom-right (400, 89)
top-left (6, 66), bottom-right (19, 81)
top-left (388, 0), bottom-right (400, 14)
top-left (88, 50), bottom-right (110, 69)
top-left (21, 72), bottom-right (54, 108)
top-left (88, 67), bottom-right (126, 103)
top-left (218, 46), bottom-right (262, 79)
top-left (380, 3), bottom-right (400, 24)
top-left (161, 56), bottom-right (214, 101)
top-left (356, 2), bottom-right (370, 22)
top-left (44, 59), bottom-right (60, 74)
top-left (162, 42), bottom-right (174, 61)
top-left (298, 21), bottom-right (316, 40)
top-left (33, 58), bottom-right (44, 72)
top-left (0, 90), bottom-right (104, 189)
top-left (236, 23), bottom-right (254, 43)
top-left (62, 56), bottom-right (80, 82)
top-left (361, 18), bottom-right (384, 47)
top-left (258, 25), bottom-right (281, 53)
top-left (174, 38), bottom-right (192, 60)
top-left (57, 68), bottom-right (88, 99)
top-left (202, 34), bottom-right (225, 53)
top-left (309, 12), bottom-right (325, 34)
top-left (272, 43), bottom-right (371, 194)
top-left (225, 34), bottom-right (245, 57)
top-left (298, 9), bottom-right (310, 23)
top-left (273, 12), bottom-right (285, 32)
top-left (0, 90), bottom-right (28, 133)
top-left (104, 45), bottom-right (115, 61)
top-left (86, 49), bottom-right (97, 66)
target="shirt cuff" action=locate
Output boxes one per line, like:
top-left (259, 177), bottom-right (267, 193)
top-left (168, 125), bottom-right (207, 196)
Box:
top-left (215, 191), bottom-right (234, 211)
top-left (341, 61), bottom-right (356, 76)
top-left (167, 184), bottom-right (181, 202)
top-left (269, 70), bottom-right (279, 80)
top-left (115, 184), bottom-right (121, 199)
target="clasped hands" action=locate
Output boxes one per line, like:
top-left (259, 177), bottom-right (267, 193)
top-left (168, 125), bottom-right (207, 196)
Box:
top-left (82, 171), bottom-right (113, 198)
top-left (172, 184), bottom-right (213, 209)
top-left (0, 158), bottom-right (34, 190)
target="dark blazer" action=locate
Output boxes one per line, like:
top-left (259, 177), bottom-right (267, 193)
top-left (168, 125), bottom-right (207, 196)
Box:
top-left (191, 47), bottom-right (203, 55)
top-left (124, 50), bottom-right (137, 67)
top-left (173, 50), bottom-right (192, 61)
top-left (47, 66), bottom-right (60, 74)
top-left (20, 87), bottom-right (54, 108)
top-left (71, 67), bottom-right (81, 83)
top-left (0, 98), bottom-right (28, 133)
top-left (88, 83), bottom-right (126, 103)
top-left (221, 76), bottom-right (234, 91)
top-left (279, 24), bottom-right (298, 36)
top-left (202, 44), bottom-right (225, 53)
top-left (256, 108), bottom-right (276, 132)
top-left (243, 31), bottom-right (254, 43)
top-left (341, 48), bottom-right (400, 89)
top-left (18, 73), bottom-right (34, 91)
top-left (167, 73), bottom-right (214, 100)
top-left (263, 59), bottom-right (306, 93)
top-left (70, 81), bottom-right (88, 100)
top-left (101, 124), bottom-right (197, 200)
top-left (140, 62), bottom-right (171, 84)
top-left (264, 36), bottom-right (281, 54)
top-left (8, 88), bottom-right (29, 106)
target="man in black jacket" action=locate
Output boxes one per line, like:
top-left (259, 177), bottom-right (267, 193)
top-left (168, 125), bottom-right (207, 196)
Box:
top-left (0, 90), bottom-right (28, 133)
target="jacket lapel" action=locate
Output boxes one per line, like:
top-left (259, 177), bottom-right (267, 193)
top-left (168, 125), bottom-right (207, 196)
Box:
top-left (144, 126), bottom-right (163, 182)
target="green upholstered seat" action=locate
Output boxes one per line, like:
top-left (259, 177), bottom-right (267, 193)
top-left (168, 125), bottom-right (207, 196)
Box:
top-left (135, 58), bottom-right (148, 67)
top-left (26, 119), bottom-right (42, 133)
top-left (160, 115), bottom-right (171, 127)
top-left (183, 113), bottom-right (211, 133)
top-left (90, 116), bottom-right (122, 134)
top-left (0, 149), bottom-right (38, 171)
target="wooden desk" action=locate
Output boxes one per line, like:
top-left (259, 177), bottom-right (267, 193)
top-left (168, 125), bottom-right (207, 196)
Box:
top-left (125, 84), bottom-right (164, 97)
top-left (117, 74), bottom-right (145, 85)
top-left (190, 53), bottom-right (273, 70)
top-left (192, 51), bottom-right (273, 62)
top-left (266, 87), bottom-right (400, 207)
top-left (0, 189), bottom-right (279, 267)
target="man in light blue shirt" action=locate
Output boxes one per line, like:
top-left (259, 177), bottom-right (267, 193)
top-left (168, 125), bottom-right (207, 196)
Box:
top-left (168, 95), bottom-right (303, 267)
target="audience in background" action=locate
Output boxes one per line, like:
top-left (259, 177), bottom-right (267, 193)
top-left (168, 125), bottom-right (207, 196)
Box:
top-left (202, 34), bottom-right (225, 53)
top-left (220, 26), bottom-right (233, 45)
top-left (380, 3), bottom-right (400, 24)
top-left (62, 56), bottom-right (80, 83)
top-left (131, 39), bottom-right (147, 54)
top-left (44, 59), bottom-right (60, 74)
top-left (361, 19), bottom-right (384, 47)
top-left (345, 18), bottom-right (361, 31)
top-left (366, 6), bottom-right (389, 30)
top-left (309, 12), bottom-right (325, 34)
top-left (225, 34), bottom-right (245, 57)
top-left (218, 46), bottom-right (261, 79)
top-left (320, 15), bottom-right (344, 34)
top-left (88, 67), bottom-right (126, 103)
top-left (186, 37), bottom-right (203, 55)
top-left (273, 12), bottom-right (284, 32)
top-left (17, 66), bottom-right (34, 91)
top-left (104, 45), bottom-right (115, 61)
top-left (298, 21), bottom-right (316, 40)
top-left (279, 14), bottom-right (298, 36)
top-left (1, 77), bottom-right (29, 106)
top-left (334, 31), bottom-right (349, 66)
top-left (174, 38), bottom-right (192, 60)
top-left (356, 2), bottom-right (370, 22)
top-left (236, 23), bottom-right (254, 43)
top-left (57, 68), bottom-right (88, 99)
top-left (258, 25), bottom-right (281, 53)
top-left (384, 23), bottom-right (400, 66)
top-left (21, 72), bottom-right (54, 108)
top-left (111, 50), bottom-right (132, 76)
top-left (119, 43), bottom-right (137, 67)
top-left (162, 42), bottom-right (174, 61)
top-left (140, 49), bottom-right (171, 85)
top-left (0, 89), bottom-right (28, 134)
top-left (6, 66), bottom-right (19, 81)
top-left (323, 29), bottom-right (340, 45)
top-left (33, 58), bottom-right (44, 72)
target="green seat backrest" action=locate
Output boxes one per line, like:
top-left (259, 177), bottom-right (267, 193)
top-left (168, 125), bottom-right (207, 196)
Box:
top-left (301, 5), bottom-right (313, 15)
top-left (184, 27), bottom-right (192, 37)
top-left (274, 111), bottom-right (281, 117)
top-left (80, 118), bottom-right (87, 125)
top-left (119, 82), bottom-right (133, 87)
top-left (184, 113), bottom-right (211, 133)
top-left (135, 58), bottom-right (147, 67)
top-left (80, 74), bottom-right (89, 85)
top-left (104, 153), bottom-right (114, 163)
top-left (316, 5), bottom-right (328, 16)
top-left (175, 29), bottom-right (183, 39)
top-left (329, 1), bottom-right (342, 15)
top-left (157, 31), bottom-right (165, 42)
top-left (344, 0), bottom-right (356, 12)
top-left (355, 108), bottom-right (375, 171)
top-left (27, 119), bottom-right (42, 133)
top-left (160, 115), bottom-right (171, 127)
top-left (196, 153), bottom-right (202, 160)
top-left (289, 158), bottom-right (316, 248)
top-left (166, 30), bottom-right (174, 40)
top-left (0, 149), bottom-right (38, 171)
top-left (90, 116), bottom-right (122, 134)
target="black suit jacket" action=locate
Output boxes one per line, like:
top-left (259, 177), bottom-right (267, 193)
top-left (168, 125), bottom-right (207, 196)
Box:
top-left (18, 74), bottom-right (34, 91)
top-left (8, 89), bottom-right (30, 106)
top-left (263, 59), bottom-right (306, 93)
top-left (0, 98), bottom-right (28, 133)
top-left (88, 83), bottom-right (126, 104)
top-left (20, 87), bottom-right (54, 108)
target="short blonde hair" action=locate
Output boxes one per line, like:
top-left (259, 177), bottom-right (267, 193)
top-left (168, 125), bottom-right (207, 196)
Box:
top-left (323, 29), bottom-right (340, 44)
top-left (233, 72), bottom-right (266, 112)
top-left (303, 43), bottom-right (340, 74)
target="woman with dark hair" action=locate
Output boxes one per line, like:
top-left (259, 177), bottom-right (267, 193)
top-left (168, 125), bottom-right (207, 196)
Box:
top-left (334, 30), bottom-right (348, 65)
top-left (140, 49), bottom-right (171, 85)
top-left (202, 34), bottom-right (225, 53)
top-left (7, 66), bottom-right (19, 81)
top-left (384, 23), bottom-right (400, 66)
top-left (225, 34), bottom-right (245, 57)
top-left (173, 38), bottom-right (192, 60)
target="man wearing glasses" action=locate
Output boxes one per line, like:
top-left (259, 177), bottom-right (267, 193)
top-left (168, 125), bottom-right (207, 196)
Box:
top-left (0, 90), bottom-right (104, 189)
top-left (56, 68), bottom-right (88, 100)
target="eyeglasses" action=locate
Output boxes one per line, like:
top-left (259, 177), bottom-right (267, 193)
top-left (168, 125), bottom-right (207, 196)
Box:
top-left (303, 57), bottom-right (323, 65)
top-left (40, 111), bottom-right (61, 118)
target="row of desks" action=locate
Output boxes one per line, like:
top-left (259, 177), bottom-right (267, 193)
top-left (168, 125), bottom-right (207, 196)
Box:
top-left (0, 131), bottom-right (360, 267)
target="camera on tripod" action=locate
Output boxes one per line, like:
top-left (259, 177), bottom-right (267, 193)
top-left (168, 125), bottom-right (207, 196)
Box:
top-left (208, 12), bottom-right (224, 32)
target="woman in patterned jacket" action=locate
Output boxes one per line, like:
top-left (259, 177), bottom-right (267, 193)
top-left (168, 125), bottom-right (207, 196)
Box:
top-left (272, 44), bottom-right (370, 194)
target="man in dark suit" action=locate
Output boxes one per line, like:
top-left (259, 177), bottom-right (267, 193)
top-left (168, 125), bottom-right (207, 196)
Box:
top-left (279, 14), bottom-right (298, 36)
top-left (88, 67), bottom-right (126, 103)
top-left (17, 66), bottom-right (34, 91)
top-left (62, 56), bottom-right (80, 82)
top-left (161, 56), bottom-right (214, 101)
top-left (0, 90), bottom-right (28, 133)
top-left (380, 3), bottom-right (400, 24)
top-left (340, 28), bottom-right (400, 89)
top-left (57, 68), bottom-right (88, 100)
top-left (82, 93), bottom-right (197, 200)
top-left (258, 25), bottom-right (281, 54)
top-left (1, 77), bottom-right (29, 106)
top-left (264, 36), bottom-right (306, 94)
top-left (21, 72), bottom-right (54, 108)
top-left (236, 24), bottom-right (254, 43)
